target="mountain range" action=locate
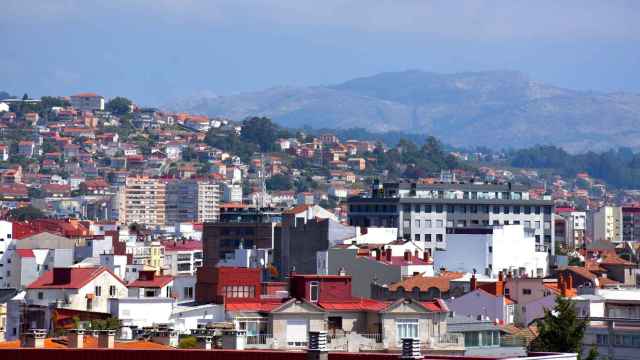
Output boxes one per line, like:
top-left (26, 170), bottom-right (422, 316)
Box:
top-left (166, 70), bottom-right (640, 152)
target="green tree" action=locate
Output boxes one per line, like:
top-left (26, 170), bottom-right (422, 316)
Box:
top-left (240, 117), bottom-right (279, 152)
top-left (8, 206), bottom-right (46, 221)
top-left (106, 97), bottom-right (133, 115)
top-left (178, 336), bottom-right (199, 349)
top-left (530, 296), bottom-right (593, 358)
top-left (266, 174), bottom-right (293, 191)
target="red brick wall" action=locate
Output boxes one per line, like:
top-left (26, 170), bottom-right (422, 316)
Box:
top-left (289, 275), bottom-right (352, 302)
top-left (196, 266), bottom-right (262, 304)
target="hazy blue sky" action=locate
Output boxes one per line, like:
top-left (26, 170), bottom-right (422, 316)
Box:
top-left (1, 0), bottom-right (639, 105)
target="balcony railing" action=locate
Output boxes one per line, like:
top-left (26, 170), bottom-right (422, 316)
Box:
top-left (245, 334), bottom-right (273, 348)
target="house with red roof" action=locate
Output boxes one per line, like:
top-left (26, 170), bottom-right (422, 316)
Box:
top-left (127, 270), bottom-right (174, 298)
top-left (446, 272), bottom-right (516, 325)
top-left (25, 266), bottom-right (127, 317)
top-left (161, 239), bottom-right (203, 276)
top-left (200, 266), bottom-right (453, 351)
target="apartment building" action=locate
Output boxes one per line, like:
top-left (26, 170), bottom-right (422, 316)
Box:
top-left (70, 92), bottom-right (105, 112)
top-left (589, 206), bottom-right (623, 243)
top-left (118, 177), bottom-right (166, 227)
top-left (165, 180), bottom-right (220, 224)
top-left (348, 181), bottom-right (555, 254)
top-left (556, 208), bottom-right (586, 248)
top-left (622, 206), bottom-right (640, 242)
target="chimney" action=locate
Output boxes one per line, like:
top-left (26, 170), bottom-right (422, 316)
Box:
top-left (21, 329), bottom-right (46, 348)
top-left (559, 274), bottom-right (567, 297)
top-left (385, 248), bottom-right (392, 262)
top-left (423, 250), bottom-right (430, 263)
top-left (567, 274), bottom-right (574, 290)
top-left (496, 271), bottom-right (505, 296)
top-left (98, 330), bottom-right (116, 349)
top-left (414, 250), bottom-right (419, 259)
top-left (53, 268), bottom-right (72, 285)
top-left (375, 248), bottom-right (382, 261)
top-left (470, 273), bottom-right (477, 291)
top-left (498, 270), bottom-right (504, 282)
top-left (507, 271), bottom-right (513, 280)
top-left (68, 329), bottom-right (85, 349)
top-left (338, 267), bottom-right (347, 276)
top-left (404, 250), bottom-right (411, 262)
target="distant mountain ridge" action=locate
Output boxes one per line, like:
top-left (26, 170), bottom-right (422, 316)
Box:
top-left (166, 70), bottom-right (640, 152)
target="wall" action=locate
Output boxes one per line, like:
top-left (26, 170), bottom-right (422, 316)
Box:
top-left (447, 290), bottom-right (509, 323)
top-left (110, 298), bottom-right (174, 327)
top-left (323, 248), bottom-right (401, 298)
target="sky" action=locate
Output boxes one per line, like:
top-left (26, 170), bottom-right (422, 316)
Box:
top-left (1, 0), bottom-right (639, 106)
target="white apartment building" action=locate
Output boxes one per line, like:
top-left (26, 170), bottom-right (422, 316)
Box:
top-left (434, 225), bottom-right (550, 278)
top-left (222, 182), bottom-right (242, 203)
top-left (589, 206), bottom-right (623, 243)
top-left (118, 177), bottom-right (166, 227)
top-left (349, 182), bottom-right (555, 254)
top-left (0, 221), bottom-right (13, 288)
top-left (559, 210), bottom-right (586, 248)
top-left (162, 239), bottom-right (203, 276)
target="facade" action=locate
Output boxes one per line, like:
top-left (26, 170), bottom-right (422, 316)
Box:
top-left (222, 182), bottom-right (242, 203)
top-left (348, 182), bottom-right (554, 254)
top-left (201, 206), bottom-right (281, 267)
top-left (162, 240), bottom-right (203, 276)
top-left (434, 225), bottom-right (550, 278)
top-left (589, 206), bottom-right (623, 243)
top-left (118, 177), bottom-right (166, 227)
top-left (622, 206), bottom-right (640, 243)
top-left (165, 180), bottom-right (220, 224)
top-left (70, 93), bottom-right (105, 112)
top-left (556, 209), bottom-right (586, 248)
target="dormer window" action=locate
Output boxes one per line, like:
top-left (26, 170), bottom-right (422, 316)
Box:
top-left (310, 281), bottom-right (319, 303)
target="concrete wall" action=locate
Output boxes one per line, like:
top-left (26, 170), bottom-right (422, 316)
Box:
top-left (324, 248), bottom-right (401, 298)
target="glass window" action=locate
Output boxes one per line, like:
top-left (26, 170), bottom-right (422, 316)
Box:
top-left (396, 319), bottom-right (418, 342)
top-left (464, 332), bottom-right (479, 347)
top-left (414, 220), bottom-right (421, 228)
top-left (425, 220), bottom-right (432, 228)
top-left (436, 234), bottom-right (443, 242)
top-left (436, 220), bottom-right (443, 228)
top-left (435, 205), bottom-right (443, 213)
top-left (513, 206), bottom-right (521, 214)
top-left (424, 204), bottom-right (432, 213)
top-left (425, 234), bottom-right (432, 242)
top-left (524, 206), bottom-right (531, 214)
top-left (492, 206), bottom-right (500, 214)
top-left (310, 281), bottom-right (320, 302)
top-left (414, 234), bottom-right (421, 242)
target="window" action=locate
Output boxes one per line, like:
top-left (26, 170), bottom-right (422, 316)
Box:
top-left (464, 332), bottom-right (480, 347)
top-left (535, 221), bottom-right (541, 229)
top-left (310, 281), bottom-right (320, 302)
top-left (524, 206), bottom-right (531, 215)
top-left (436, 220), bottom-right (443, 228)
top-left (524, 221), bottom-right (531, 228)
top-left (523, 289), bottom-right (532, 295)
top-left (396, 319), bottom-right (418, 342)
top-left (436, 234), bottom-right (443, 242)
top-left (535, 206), bottom-right (541, 214)
top-left (504, 206), bottom-right (510, 214)
top-left (109, 285), bottom-right (116, 297)
top-left (596, 335), bottom-right (609, 346)
top-left (424, 204), bottom-right (432, 213)
top-left (86, 298), bottom-right (92, 311)
top-left (414, 234), bottom-right (421, 242)
top-left (425, 220), bottom-right (432, 228)
top-left (488, 246), bottom-right (493, 253)
top-left (425, 234), bottom-right (432, 242)
top-left (435, 205), bottom-right (443, 213)
top-left (184, 287), bottom-right (194, 298)
top-left (166, 286), bottom-right (173, 298)
top-left (513, 206), bottom-right (521, 214)
top-left (457, 220), bottom-right (466, 227)
top-left (38, 292), bottom-right (44, 300)
top-left (414, 220), bottom-right (421, 228)
top-left (95, 286), bottom-right (102, 296)
top-left (492, 206), bottom-right (500, 214)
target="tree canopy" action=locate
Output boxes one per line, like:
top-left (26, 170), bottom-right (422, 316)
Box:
top-left (106, 96), bottom-right (133, 115)
top-left (7, 206), bottom-right (46, 221)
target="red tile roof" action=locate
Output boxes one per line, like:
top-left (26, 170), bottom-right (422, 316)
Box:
top-left (161, 239), bottom-right (202, 252)
top-left (0, 336), bottom-right (170, 349)
top-left (225, 301), bottom-right (284, 312)
top-left (318, 298), bottom-right (388, 312)
top-left (27, 267), bottom-right (124, 289)
top-left (16, 249), bottom-right (35, 258)
top-left (128, 275), bottom-right (174, 288)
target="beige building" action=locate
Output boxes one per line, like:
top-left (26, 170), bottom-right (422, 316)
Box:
top-left (590, 206), bottom-right (623, 243)
top-left (118, 177), bottom-right (166, 227)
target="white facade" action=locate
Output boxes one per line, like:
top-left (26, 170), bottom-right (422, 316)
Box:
top-left (110, 297), bottom-right (174, 328)
top-left (434, 225), bottom-right (549, 278)
top-left (171, 303), bottom-right (225, 333)
top-left (218, 247), bottom-right (270, 268)
top-left (222, 182), bottom-right (242, 203)
top-left (0, 221), bottom-right (13, 288)
top-left (447, 289), bottom-right (515, 324)
top-left (590, 206), bottom-right (623, 243)
top-left (25, 268), bottom-right (128, 313)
